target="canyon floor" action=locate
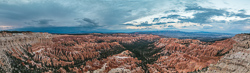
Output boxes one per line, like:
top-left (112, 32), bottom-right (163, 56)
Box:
top-left (0, 32), bottom-right (249, 73)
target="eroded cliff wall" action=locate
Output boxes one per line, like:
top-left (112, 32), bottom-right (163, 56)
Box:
top-left (205, 34), bottom-right (250, 73)
top-left (147, 38), bottom-right (236, 73)
top-left (0, 32), bottom-right (52, 72)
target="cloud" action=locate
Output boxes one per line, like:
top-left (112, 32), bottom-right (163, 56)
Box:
top-left (0, 26), bottom-right (13, 30)
top-left (210, 16), bottom-right (248, 22)
top-left (0, 0), bottom-right (208, 29)
top-left (36, 19), bottom-right (53, 25)
top-left (126, 22), bottom-right (203, 30)
top-left (233, 13), bottom-right (250, 18)
top-left (238, 9), bottom-right (246, 13)
top-left (24, 19), bottom-right (53, 27)
top-left (181, 4), bottom-right (227, 24)
top-left (203, 25), bottom-right (213, 29)
top-left (164, 15), bottom-right (181, 19)
top-left (232, 19), bottom-right (250, 24)
top-left (1, 0), bottom-right (250, 33)
top-left (0, 0), bottom-right (78, 28)
top-left (123, 2), bottom-right (250, 33)
top-left (74, 18), bottom-right (99, 28)
top-left (83, 18), bottom-right (98, 25)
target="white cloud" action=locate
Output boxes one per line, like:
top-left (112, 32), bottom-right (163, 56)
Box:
top-left (200, 0), bottom-right (250, 15)
top-left (210, 16), bottom-right (249, 22)
top-left (126, 26), bottom-right (147, 29)
top-left (126, 22), bottom-right (208, 30)
top-left (0, 25), bottom-right (14, 30)
top-left (123, 10), bottom-right (203, 25)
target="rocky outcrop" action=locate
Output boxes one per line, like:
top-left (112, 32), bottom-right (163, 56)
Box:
top-left (57, 67), bottom-right (67, 73)
top-left (67, 50), bottom-right (144, 73)
top-left (0, 32), bottom-right (52, 72)
top-left (147, 38), bottom-right (236, 73)
top-left (0, 32), bottom-right (159, 72)
top-left (206, 34), bottom-right (250, 73)
top-left (2, 31), bottom-right (244, 73)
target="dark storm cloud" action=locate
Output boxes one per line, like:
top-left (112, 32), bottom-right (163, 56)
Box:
top-left (126, 4), bottom-right (230, 27)
top-left (153, 18), bottom-right (159, 22)
top-left (233, 13), bottom-right (250, 18)
top-left (238, 9), bottom-right (246, 13)
top-left (0, 0), bottom-right (205, 29)
top-left (1, 0), bottom-right (250, 33)
top-left (83, 18), bottom-right (98, 26)
top-left (160, 15), bottom-right (180, 19)
top-left (124, 3), bottom-right (250, 32)
top-left (74, 18), bottom-right (100, 28)
top-left (33, 19), bottom-right (53, 25)
top-left (167, 22), bottom-right (176, 23)
top-left (0, 1), bottom-right (78, 28)
top-left (0, 0), bottom-right (211, 32)
top-left (181, 4), bottom-right (250, 24)
top-left (164, 10), bottom-right (177, 13)
top-left (24, 19), bottom-right (53, 27)
top-left (181, 4), bottom-right (227, 24)
top-left (167, 15), bottom-right (181, 19)
top-left (0, 2), bottom-right (74, 21)
top-left (137, 21), bottom-right (153, 26)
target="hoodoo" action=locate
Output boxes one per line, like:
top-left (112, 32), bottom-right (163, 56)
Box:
top-left (0, 32), bottom-right (249, 73)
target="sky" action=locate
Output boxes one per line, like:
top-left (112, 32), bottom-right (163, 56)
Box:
top-left (0, 0), bottom-right (250, 33)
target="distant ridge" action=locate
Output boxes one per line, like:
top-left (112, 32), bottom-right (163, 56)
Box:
top-left (0, 31), bottom-right (32, 33)
top-left (133, 30), bottom-right (235, 42)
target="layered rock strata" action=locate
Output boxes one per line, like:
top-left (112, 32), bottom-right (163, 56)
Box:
top-left (0, 32), bottom-right (51, 72)
top-left (0, 32), bottom-right (160, 73)
top-left (1, 31), bottom-right (246, 73)
top-left (206, 34), bottom-right (250, 73)
top-left (147, 38), bottom-right (236, 73)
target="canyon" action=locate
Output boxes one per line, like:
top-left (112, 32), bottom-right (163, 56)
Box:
top-left (0, 32), bottom-right (249, 73)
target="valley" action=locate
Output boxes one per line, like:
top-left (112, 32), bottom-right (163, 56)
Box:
top-left (0, 32), bottom-right (249, 73)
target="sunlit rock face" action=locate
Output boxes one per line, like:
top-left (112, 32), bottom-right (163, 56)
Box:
top-left (206, 34), bottom-right (250, 73)
top-left (147, 38), bottom-right (236, 73)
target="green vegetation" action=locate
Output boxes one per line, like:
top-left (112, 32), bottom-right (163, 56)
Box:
top-left (121, 40), bottom-right (162, 73)
top-left (0, 67), bottom-right (6, 73)
top-left (98, 46), bottom-right (126, 60)
top-left (5, 51), bottom-right (47, 73)
top-left (0, 31), bottom-right (31, 33)
top-left (188, 67), bottom-right (208, 73)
